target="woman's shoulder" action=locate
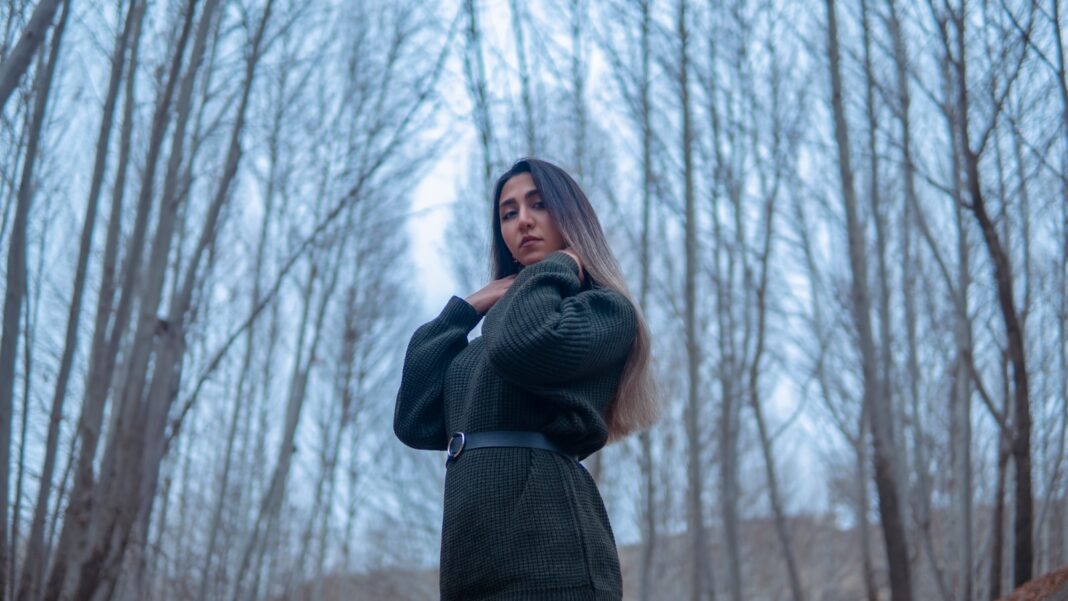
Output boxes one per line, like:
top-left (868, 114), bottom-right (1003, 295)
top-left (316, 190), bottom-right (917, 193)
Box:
top-left (583, 283), bottom-right (633, 306)
top-left (577, 285), bottom-right (638, 332)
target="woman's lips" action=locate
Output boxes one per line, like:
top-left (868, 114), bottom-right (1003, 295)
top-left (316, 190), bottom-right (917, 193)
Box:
top-left (520, 238), bottom-right (541, 248)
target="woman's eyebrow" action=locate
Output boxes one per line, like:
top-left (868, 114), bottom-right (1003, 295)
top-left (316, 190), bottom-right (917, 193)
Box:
top-left (499, 189), bottom-right (540, 209)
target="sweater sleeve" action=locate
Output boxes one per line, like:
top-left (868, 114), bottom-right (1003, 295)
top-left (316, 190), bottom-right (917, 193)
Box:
top-left (394, 295), bottom-right (483, 450)
top-left (484, 250), bottom-right (637, 387)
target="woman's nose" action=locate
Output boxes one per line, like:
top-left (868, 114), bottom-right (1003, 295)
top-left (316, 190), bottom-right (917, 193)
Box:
top-left (517, 208), bottom-right (534, 228)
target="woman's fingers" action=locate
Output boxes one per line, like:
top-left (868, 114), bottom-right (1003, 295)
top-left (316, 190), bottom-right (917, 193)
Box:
top-left (465, 275), bottom-right (517, 314)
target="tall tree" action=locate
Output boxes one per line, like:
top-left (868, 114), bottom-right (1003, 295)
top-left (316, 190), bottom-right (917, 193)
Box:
top-left (745, 7), bottom-right (804, 599)
top-left (0, 1), bottom-right (68, 596)
top-left (15, 4), bottom-right (141, 599)
top-left (508, 0), bottom-right (537, 155)
top-left (677, 1), bottom-right (712, 600)
top-left (463, 0), bottom-right (495, 188)
top-left (0, 0), bottom-right (64, 111)
top-left (636, 2), bottom-right (658, 598)
top-left (928, 0), bottom-right (1033, 585)
top-left (43, 1), bottom-right (199, 594)
top-left (824, 0), bottom-right (913, 598)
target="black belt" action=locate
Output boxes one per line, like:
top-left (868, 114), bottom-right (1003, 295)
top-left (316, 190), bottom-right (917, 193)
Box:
top-left (445, 431), bottom-right (579, 468)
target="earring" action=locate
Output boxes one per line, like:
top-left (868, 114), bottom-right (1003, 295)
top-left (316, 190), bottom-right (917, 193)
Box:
top-left (512, 256), bottom-right (519, 264)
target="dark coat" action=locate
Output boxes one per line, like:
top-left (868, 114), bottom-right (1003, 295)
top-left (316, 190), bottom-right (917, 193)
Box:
top-left (394, 250), bottom-right (637, 600)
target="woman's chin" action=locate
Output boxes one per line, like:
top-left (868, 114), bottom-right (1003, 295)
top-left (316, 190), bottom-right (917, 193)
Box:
top-left (519, 249), bottom-right (548, 265)
top-left (519, 245), bottom-right (564, 265)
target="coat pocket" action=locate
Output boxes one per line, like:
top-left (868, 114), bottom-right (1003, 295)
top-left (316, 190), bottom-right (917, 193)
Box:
top-left (505, 451), bottom-right (589, 589)
top-left (439, 448), bottom-right (590, 596)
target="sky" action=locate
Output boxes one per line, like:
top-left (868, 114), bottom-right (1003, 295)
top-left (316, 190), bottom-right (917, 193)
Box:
top-left (409, 154), bottom-right (465, 316)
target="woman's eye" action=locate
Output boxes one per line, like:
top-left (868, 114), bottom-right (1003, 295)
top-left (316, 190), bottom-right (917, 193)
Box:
top-left (502, 211), bottom-right (516, 220)
top-left (533, 201), bottom-right (545, 209)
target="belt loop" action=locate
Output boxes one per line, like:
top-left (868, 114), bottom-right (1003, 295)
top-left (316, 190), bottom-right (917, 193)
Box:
top-left (446, 432), bottom-right (465, 467)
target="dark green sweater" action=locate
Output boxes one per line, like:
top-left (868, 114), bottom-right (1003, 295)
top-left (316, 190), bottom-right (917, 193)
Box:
top-left (394, 250), bottom-right (637, 600)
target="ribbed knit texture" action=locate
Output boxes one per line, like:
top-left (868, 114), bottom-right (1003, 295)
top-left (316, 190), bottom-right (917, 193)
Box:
top-left (394, 250), bottom-right (637, 600)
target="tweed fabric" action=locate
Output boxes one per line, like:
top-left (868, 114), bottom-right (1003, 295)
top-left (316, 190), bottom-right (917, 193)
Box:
top-left (394, 250), bottom-right (636, 600)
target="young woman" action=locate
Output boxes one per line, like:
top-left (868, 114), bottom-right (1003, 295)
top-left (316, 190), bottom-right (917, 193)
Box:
top-left (394, 157), bottom-right (659, 600)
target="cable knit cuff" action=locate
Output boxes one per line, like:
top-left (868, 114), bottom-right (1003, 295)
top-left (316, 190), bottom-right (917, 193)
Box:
top-left (444, 295), bottom-right (485, 328)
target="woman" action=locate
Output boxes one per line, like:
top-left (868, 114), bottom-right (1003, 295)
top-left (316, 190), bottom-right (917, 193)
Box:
top-left (394, 157), bottom-right (659, 600)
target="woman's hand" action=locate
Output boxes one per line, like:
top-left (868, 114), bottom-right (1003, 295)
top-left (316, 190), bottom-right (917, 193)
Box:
top-left (559, 248), bottom-right (585, 285)
top-left (465, 274), bottom-right (517, 314)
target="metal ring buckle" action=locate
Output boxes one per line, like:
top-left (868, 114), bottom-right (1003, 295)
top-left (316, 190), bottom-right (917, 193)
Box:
top-left (447, 432), bottom-right (465, 459)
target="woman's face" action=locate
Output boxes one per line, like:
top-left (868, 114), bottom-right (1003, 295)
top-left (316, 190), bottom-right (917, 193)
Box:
top-left (498, 172), bottom-right (566, 266)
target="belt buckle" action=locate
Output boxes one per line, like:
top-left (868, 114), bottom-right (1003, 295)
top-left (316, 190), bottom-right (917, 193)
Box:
top-left (447, 432), bottom-right (466, 460)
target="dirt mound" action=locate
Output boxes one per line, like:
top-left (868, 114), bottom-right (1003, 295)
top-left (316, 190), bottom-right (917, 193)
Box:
top-left (1000, 565), bottom-right (1068, 601)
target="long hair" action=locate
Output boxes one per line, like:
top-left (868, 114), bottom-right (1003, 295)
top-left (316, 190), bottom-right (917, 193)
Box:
top-left (490, 157), bottom-right (662, 442)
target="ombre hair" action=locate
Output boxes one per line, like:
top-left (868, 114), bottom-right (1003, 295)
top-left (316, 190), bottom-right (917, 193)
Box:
top-left (490, 157), bottom-right (662, 442)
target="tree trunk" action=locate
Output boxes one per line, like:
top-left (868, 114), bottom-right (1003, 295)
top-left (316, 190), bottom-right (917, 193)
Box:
top-left (637, 2), bottom-right (657, 599)
top-left (991, 389), bottom-right (1011, 600)
top-left (0, 0), bottom-right (63, 111)
top-left (63, 1), bottom-right (222, 595)
top-left (824, 1), bottom-right (913, 599)
top-left (719, 377), bottom-right (741, 601)
top-left (570, 0), bottom-right (587, 181)
top-left (43, 2), bottom-right (198, 595)
top-left (934, 4), bottom-right (1033, 585)
top-left (0, 2), bottom-right (68, 596)
top-left (1060, 178), bottom-right (1068, 572)
top-left (312, 281), bottom-right (369, 599)
top-left (235, 243), bottom-right (340, 599)
top-left (11, 208), bottom-right (52, 601)
top-left (747, 187), bottom-right (804, 601)
top-left (463, 0), bottom-right (494, 188)
top-left (508, 0), bottom-right (536, 155)
top-left (78, 3), bottom-right (271, 596)
top-left (857, 419), bottom-right (879, 601)
top-left (677, 2), bottom-right (711, 600)
top-left (860, 2), bottom-right (908, 542)
top-left (1049, 0), bottom-right (1068, 207)
top-left (197, 31), bottom-right (285, 596)
top-left (16, 4), bottom-right (140, 599)
top-left (287, 205), bottom-right (361, 598)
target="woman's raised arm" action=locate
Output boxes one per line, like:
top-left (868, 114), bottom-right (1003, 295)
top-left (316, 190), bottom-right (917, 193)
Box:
top-left (393, 296), bottom-right (483, 450)
top-left (484, 250), bottom-right (637, 387)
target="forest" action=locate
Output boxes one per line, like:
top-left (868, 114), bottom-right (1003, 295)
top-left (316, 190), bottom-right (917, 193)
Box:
top-left (1, 0), bottom-right (1067, 599)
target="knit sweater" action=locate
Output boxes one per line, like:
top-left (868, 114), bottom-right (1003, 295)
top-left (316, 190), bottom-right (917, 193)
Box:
top-left (394, 250), bottom-right (637, 600)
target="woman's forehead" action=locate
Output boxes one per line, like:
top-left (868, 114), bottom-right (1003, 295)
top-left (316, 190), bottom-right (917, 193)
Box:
top-left (499, 173), bottom-right (538, 206)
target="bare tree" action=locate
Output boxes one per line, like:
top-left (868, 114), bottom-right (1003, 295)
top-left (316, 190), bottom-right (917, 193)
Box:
top-left (590, 0), bottom-right (665, 596)
top-left (236, 235), bottom-right (342, 600)
top-left (43, 2), bottom-right (199, 594)
top-left (795, 190), bottom-right (881, 601)
top-left (464, 0), bottom-right (495, 188)
top-left (570, 0), bottom-right (588, 183)
top-left (635, 3), bottom-right (658, 599)
top-left (15, 4), bottom-right (141, 599)
top-left (64, 0), bottom-right (225, 595)
top-left (0, 0), bottom-right (63, 111)
top-left (676, 2), bottom-right (713, 600)
top-left (926, 0), bottom-right (1034, 586)
top-left (195, 16), bottom-right (299, 597)
top-left (825, 0), bottom-right (913, 598)
top-left (508, 0), bottom-right (537, 155)
top-left (744, 7), bottom-right (805, 599)
top-left (0, 1), bottom-right (68, 596)
top-left (5, 0), bottom-right (1068, 598)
